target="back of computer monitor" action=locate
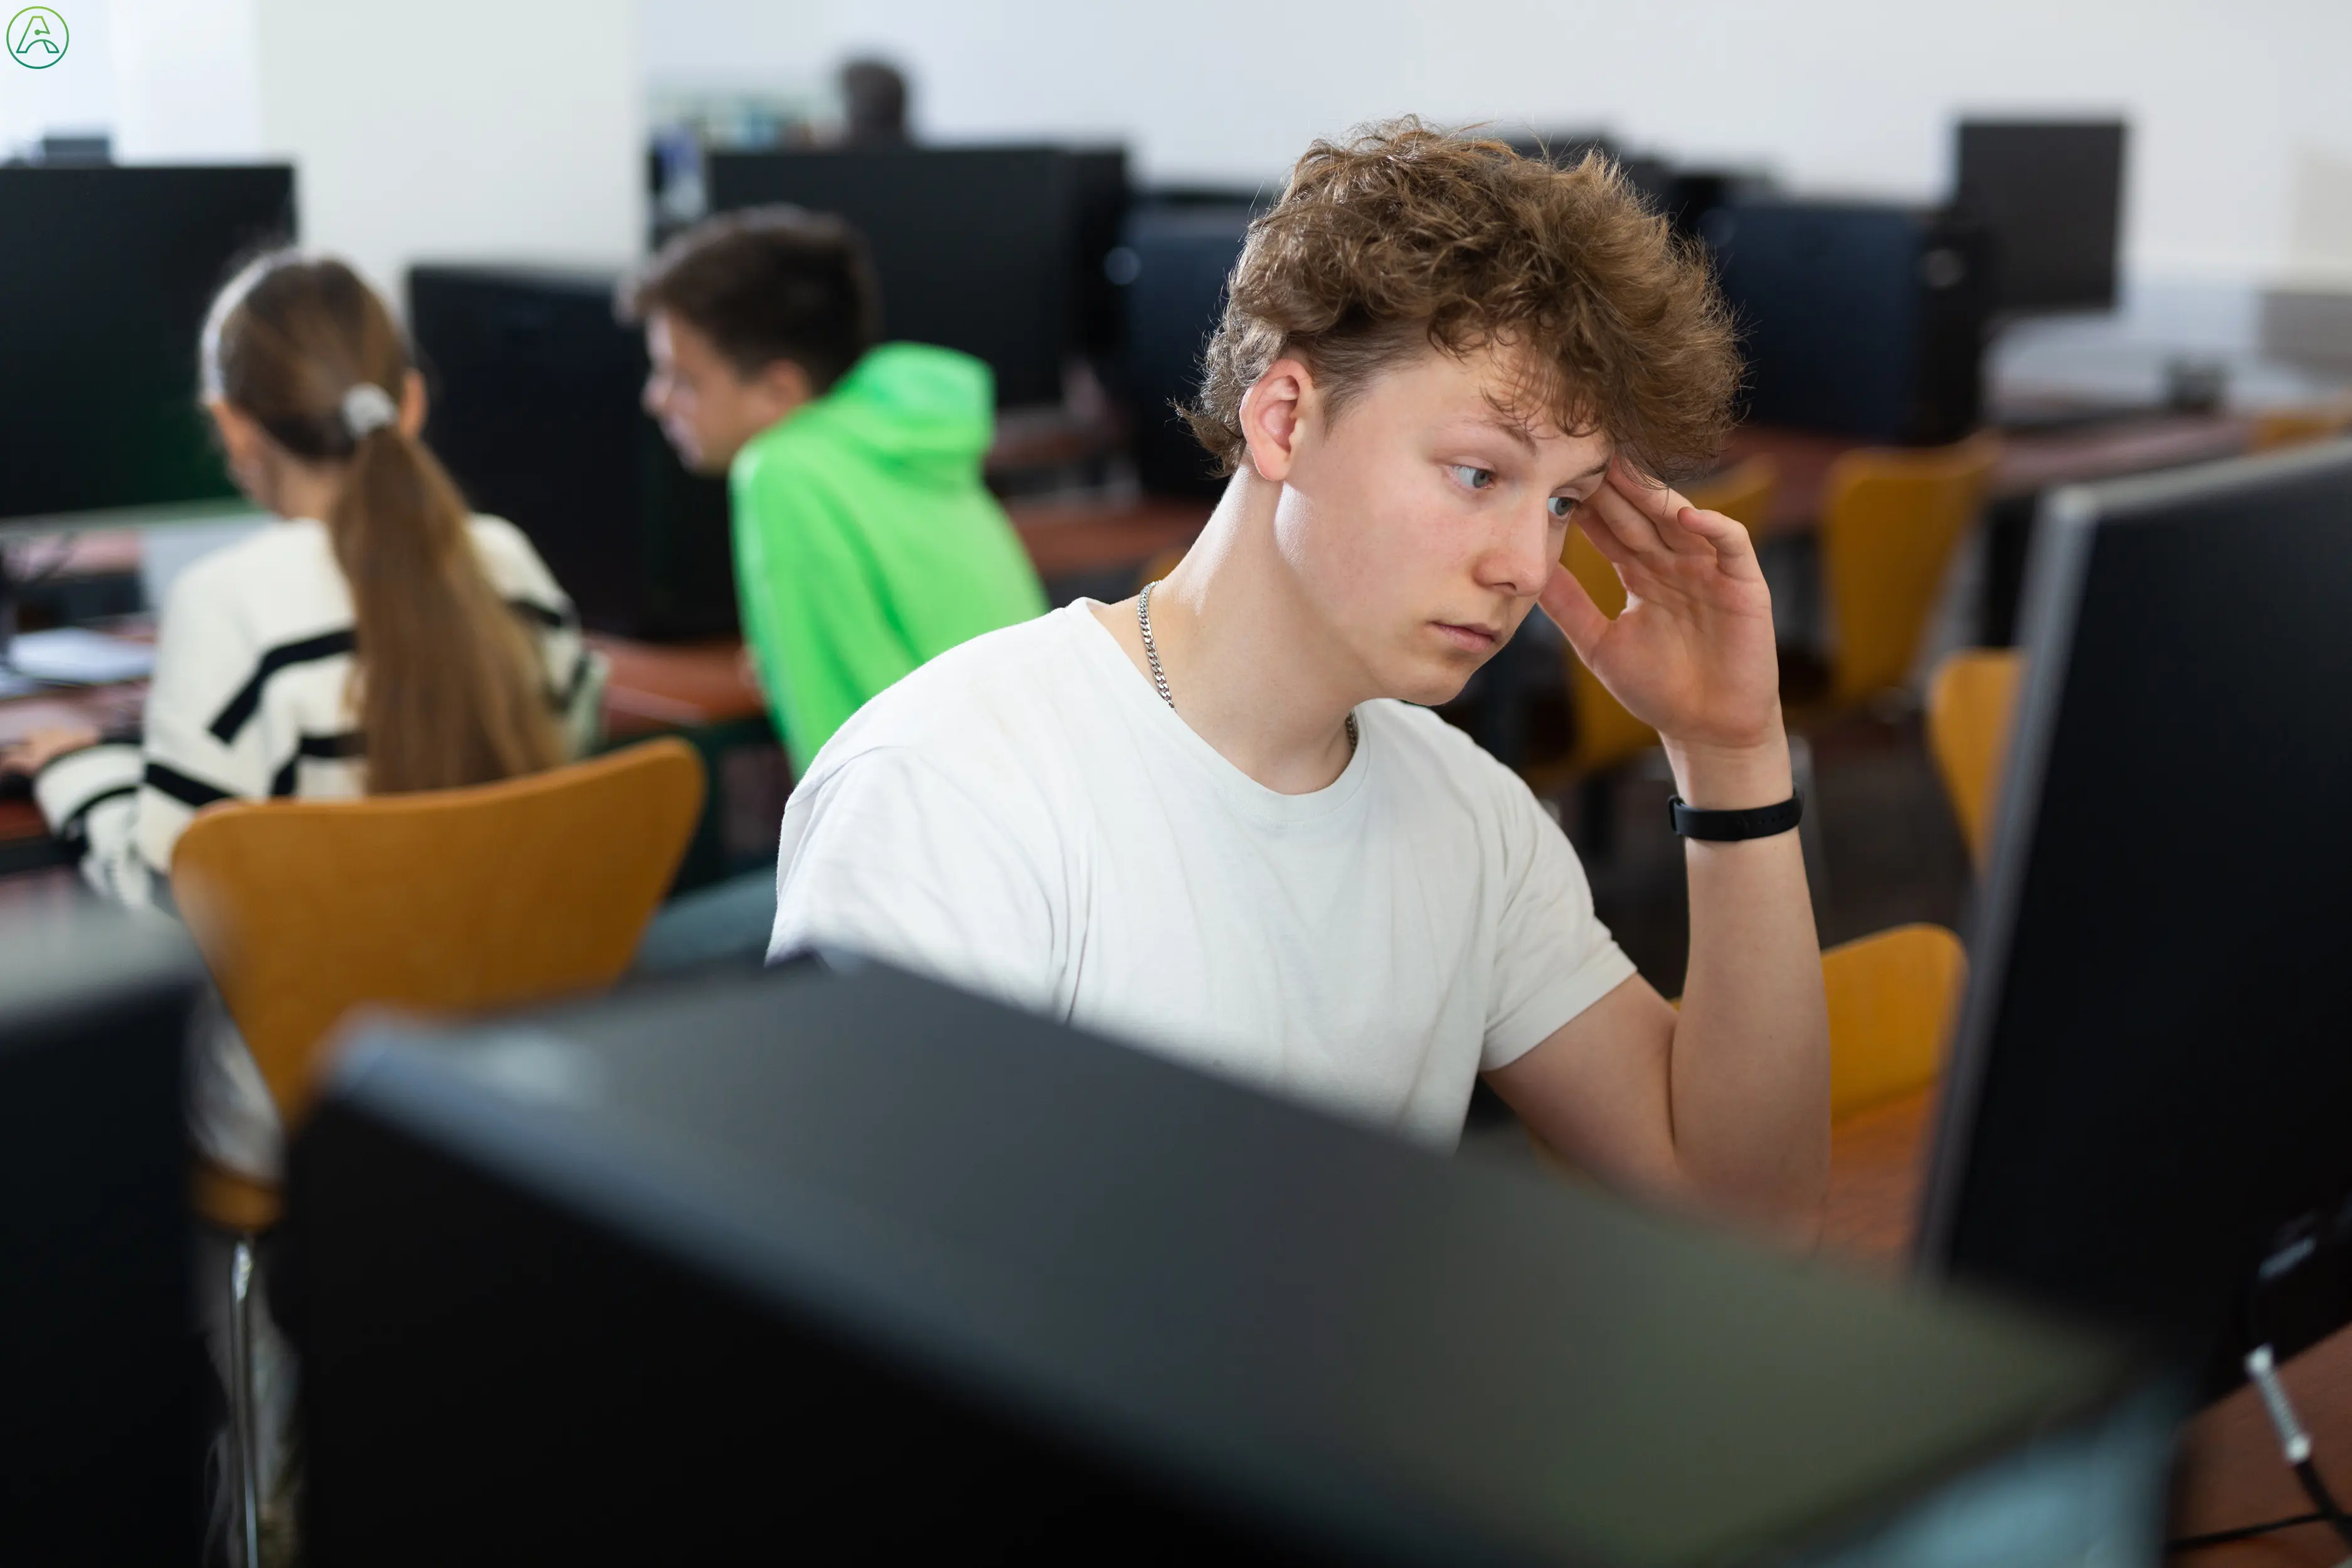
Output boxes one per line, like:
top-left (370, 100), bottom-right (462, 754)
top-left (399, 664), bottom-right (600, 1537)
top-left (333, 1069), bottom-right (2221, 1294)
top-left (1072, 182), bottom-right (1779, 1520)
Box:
top-left (705, 146), bottom-right (1073, 408)
top-left (1956, 121), bottom-right (2126, 315)
top-left (0, 898), bottom-right (204, 1560)
top-left (0, 164), bottom-right (294, 526)
top-left (1920, 440), bottom-right (2352, 1391)
top-left (409, 265), bottom-right (736, 640)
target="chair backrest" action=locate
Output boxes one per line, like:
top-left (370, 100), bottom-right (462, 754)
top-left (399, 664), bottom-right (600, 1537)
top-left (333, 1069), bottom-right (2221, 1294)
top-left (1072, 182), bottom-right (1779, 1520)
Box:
top-left (2247, 405), bottom-right (2352, 455)
top-left (171, 738), bottom-right (705, 1131)
top-left (1553, 457), bottom-right (1783, 776)
top-left (1683, 453), bottom-right (1781, 537)
top-left (1824, 923), bottom-right (1966, 1123)
top-left (1926, 648), bottom-right (2023, 871)
top-left (1818, 434), bottom-right (1999, 706)
top-left (1557, 526), bottom-right (1660, 775)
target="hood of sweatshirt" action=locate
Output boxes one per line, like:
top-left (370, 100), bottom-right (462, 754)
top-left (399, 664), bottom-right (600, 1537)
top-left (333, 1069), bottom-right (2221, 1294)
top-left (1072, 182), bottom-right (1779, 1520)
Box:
top-left (766, 342), bottom-right (995, 482)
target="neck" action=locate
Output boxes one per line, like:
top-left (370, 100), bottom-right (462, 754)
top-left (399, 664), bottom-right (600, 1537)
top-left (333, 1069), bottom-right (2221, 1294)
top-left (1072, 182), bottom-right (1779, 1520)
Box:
top-left (1101, 471), bottom-right (1366, 794)
top-left (265, 459), bottom-right (346, 524)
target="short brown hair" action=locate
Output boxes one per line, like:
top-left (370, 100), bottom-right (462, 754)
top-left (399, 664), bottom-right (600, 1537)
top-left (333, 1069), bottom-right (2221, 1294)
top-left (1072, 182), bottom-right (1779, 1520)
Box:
top-left (1186, 121), bottom-right (1739, 480)
top-left (620, 206), bottom-right (880, 393)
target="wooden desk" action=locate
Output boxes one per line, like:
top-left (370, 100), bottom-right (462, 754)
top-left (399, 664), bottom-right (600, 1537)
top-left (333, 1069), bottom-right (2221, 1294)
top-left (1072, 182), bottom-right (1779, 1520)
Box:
top-left (1722, 414), bottom-right (2255, 534)
top-left (0, 643), bottom-right (769, 874)
top-left (590, 636), bottom-right (764, 739)
top-left (1007, 495), bottom-right (1214, 584)
top-left (1826, 1088), bottom-right (2352, 1565)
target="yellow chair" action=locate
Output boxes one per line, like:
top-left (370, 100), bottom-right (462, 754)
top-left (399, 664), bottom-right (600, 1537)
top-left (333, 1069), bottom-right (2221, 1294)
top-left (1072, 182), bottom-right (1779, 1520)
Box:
top-left (1927, 649), bottom-right (2023, 871)
top-left (171, 737), bottom-right (705, 1563)
top-left (1529, 457), bottom-right (1783, 791)
top-left (1530, 922), bottom-right (1966, 1171)
top-left (2248, 403), bottom-right (2352, 454)
top-left (1822, 923), bottom-right (1967, 1123)
top-left (1136, 543), bottom-right (1189, 595)
top-left (1803, 434), bottom-right (1999, 712)
top-left (1685, 453), bottom-right (1781, 539)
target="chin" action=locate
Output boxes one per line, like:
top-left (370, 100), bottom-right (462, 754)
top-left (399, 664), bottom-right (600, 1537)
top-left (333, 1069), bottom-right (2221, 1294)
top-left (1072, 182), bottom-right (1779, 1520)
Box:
top-left (1379, 655), bottom-right (1485, 709)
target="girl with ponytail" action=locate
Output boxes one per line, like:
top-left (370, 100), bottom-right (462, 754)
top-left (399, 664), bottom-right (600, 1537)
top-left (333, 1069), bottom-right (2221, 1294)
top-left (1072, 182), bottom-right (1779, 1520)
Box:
top-left (6, 251), bottom-right (600, 1182)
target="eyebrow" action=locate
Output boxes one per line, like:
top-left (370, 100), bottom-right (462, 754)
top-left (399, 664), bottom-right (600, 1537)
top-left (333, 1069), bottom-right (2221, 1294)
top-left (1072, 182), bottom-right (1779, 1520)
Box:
top-left (1475, 413), bottom-right (1540, 453)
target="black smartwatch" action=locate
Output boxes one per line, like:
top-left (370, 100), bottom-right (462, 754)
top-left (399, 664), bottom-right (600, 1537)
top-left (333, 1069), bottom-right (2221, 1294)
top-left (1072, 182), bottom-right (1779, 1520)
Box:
top-left (1667, 794), bottom-right (1803, 842)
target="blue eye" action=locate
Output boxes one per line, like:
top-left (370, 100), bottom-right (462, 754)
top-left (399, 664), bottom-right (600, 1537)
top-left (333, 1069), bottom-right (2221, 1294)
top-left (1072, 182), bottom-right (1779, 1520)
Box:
top-left (1449, 464), bottom-right (1496, 492)
top-left (1548, 495), bottom-right (1579, 520)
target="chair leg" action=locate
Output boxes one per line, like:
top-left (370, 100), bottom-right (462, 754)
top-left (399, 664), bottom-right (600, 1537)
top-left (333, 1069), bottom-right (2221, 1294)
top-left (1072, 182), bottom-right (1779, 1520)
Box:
top-left (228, 1235), bottom-right (262, 1568)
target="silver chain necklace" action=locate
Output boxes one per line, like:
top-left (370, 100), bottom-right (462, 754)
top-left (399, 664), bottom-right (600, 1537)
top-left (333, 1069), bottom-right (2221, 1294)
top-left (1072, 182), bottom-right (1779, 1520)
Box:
top-left (1138, 580), bottom-right (1358, 752)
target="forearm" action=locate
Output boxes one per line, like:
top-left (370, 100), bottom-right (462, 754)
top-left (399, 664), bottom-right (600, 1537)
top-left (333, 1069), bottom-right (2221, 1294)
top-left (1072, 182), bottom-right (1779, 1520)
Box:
top-left (1661, 718), bottom-right (1831, 1234)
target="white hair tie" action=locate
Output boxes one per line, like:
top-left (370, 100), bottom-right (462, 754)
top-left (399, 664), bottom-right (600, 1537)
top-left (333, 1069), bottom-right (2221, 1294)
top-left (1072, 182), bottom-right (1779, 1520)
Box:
top-left (340, 382), bottom-right (399, 440)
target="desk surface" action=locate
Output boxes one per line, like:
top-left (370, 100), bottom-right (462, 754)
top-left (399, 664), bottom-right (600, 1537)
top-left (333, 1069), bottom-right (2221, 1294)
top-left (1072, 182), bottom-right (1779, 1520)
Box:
top-left (1724, 413), bottom-right (2254, 534)
top-left (1825, 1087), bottom-right (2352, 1565)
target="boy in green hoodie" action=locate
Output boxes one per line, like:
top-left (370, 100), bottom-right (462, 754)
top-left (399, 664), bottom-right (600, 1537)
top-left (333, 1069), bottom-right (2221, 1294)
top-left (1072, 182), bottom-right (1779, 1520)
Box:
top-left (623, 206), bottom-right (1047, 769)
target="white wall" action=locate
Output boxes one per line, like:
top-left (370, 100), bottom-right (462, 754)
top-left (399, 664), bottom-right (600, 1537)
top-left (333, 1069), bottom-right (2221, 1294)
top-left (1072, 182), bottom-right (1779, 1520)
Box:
top-left (0, 3), bottom-right (115, 154)
top-left (639, 0), bottom-right (2352, 292)
top-left (252, 0), bottom-right (642, 298)
top-left (71, 0), bottom-right (642, 304)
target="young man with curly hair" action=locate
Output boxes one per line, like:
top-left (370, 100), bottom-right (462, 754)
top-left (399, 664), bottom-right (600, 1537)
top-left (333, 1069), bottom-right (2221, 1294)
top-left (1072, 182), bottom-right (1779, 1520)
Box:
top-left (770, 124), bottom-right (1830, 1234)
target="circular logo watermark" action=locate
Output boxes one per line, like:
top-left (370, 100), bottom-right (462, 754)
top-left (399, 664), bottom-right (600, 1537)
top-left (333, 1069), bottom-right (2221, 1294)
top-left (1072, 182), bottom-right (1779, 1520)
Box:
top-left (8, 7), bottom-right (67, 68)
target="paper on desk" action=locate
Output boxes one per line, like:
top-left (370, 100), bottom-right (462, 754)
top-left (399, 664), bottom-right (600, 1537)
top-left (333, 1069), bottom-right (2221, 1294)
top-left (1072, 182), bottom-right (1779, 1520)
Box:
top-left (4, 628), bottom-right (157, 684)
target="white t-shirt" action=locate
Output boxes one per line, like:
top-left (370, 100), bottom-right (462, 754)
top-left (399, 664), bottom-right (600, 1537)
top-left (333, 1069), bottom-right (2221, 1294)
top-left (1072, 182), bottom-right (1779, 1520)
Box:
top-left (769, 601), bottom-right (1636, 1149)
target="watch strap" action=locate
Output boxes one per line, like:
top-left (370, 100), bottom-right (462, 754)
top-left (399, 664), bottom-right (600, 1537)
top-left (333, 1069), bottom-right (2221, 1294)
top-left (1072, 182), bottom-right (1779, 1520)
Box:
top-left (1667, 794), bottom-right (1803, 842)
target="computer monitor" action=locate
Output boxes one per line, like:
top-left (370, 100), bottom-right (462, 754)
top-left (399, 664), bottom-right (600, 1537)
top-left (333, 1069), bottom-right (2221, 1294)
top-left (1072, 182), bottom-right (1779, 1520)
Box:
top-left (408, 265), bottom-right (736, 640)
top-left (1108, 201), bottom-right (1253, 499)
top-left (1703, 199), bottom-right (1991, 443)
top-left (1067, 146), bottom-right (1131, 359)
top-left (0, 164), bottom-right (295, 529)
top-left (0, 896), bottom-right (204, 1560)
top-left (1954, 120), bottom-right (2127, 315)
top-left (1920, 440), bottom-right (2352, 1395)
top-left (705, 146), bottom-right (1073, 407)
top-left (292, 959), bottom-right (2173, 1564)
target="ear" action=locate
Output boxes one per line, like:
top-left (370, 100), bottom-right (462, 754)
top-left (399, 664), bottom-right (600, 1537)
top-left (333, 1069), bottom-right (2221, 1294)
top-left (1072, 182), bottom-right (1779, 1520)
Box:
top-left (206, 398), bottom-right (260, 467)
top-left (755, 358), bottom-right (815, 418)
top-left (1237, 356), bottom-right (1316, 483)
top-left (398, 368), bottom-right (428, 438)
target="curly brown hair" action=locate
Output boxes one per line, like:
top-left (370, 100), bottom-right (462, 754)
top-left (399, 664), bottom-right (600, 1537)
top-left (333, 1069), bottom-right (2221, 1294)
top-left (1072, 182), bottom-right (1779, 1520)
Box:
top-left (1185, 120), bottom-right (1740, 482)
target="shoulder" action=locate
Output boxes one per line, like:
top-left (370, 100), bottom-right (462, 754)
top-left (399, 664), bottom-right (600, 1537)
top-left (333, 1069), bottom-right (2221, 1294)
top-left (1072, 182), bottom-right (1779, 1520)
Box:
top-left (465, 515), bottom-right (575, 613)
top-left (159, 519), bottom-right (340, 648)
top-left (167, 519), bottom-right (331, 607)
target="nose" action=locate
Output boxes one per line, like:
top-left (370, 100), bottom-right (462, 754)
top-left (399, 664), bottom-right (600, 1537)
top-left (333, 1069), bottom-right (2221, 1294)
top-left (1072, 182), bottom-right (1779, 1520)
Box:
top-left (1473, 501), bottom-right (1559, 601)
top-left (642, 373), bottom-right (667, 418)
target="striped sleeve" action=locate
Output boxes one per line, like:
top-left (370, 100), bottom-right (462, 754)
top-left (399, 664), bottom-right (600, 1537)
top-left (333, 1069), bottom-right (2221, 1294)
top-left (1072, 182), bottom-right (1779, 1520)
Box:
top-left (31, 741), bottom-right (150, 902)
top-left (109, 563), bottom-right (282, 899)
top-left (472, 516), bottom-right (605, 759)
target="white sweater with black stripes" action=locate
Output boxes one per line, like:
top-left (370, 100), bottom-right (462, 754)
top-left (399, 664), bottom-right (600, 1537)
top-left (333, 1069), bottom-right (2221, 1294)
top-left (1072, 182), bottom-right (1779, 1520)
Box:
top-left (35, 514), bottom-right (603, 907)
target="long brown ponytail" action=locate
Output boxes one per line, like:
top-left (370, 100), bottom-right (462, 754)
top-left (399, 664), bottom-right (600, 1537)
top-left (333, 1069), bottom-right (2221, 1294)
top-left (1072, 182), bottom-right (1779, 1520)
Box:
top-left (201, 253), bottom-right (564, 794)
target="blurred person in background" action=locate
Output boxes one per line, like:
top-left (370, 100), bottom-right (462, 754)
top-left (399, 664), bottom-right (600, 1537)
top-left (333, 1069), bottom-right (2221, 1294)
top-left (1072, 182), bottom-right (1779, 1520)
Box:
top-left (622, 204), bottom-right (1046, 968)
top-left (1, 251), bottom-right (600, 1180)
top-left (838, 57), bottom-right (911, 147)
top-left (0, 250), bottom-right (603, 1554)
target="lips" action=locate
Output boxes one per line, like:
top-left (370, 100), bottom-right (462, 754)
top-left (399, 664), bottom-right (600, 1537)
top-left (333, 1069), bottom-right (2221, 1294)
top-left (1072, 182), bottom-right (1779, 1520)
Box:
top-left (1433, 621), bottom-right (1502, 653)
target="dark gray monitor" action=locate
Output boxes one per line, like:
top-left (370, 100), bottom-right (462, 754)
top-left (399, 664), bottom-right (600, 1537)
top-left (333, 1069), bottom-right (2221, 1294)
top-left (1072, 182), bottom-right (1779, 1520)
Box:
top-left (1921, 440), bottom-right (2352, 1394)
top-left (0, 897), bottom-right (204, 1560)
top-left (290, 960), bottom-right (2173, 1565)
top-left (408, 264), bottom-right (736, 640)
top-left (1955, 120), bottom-right (2126, 314)
top-left (704, 146), bottom-right (1072, 407)
top-left (0, 164), bottom-right (294, 526)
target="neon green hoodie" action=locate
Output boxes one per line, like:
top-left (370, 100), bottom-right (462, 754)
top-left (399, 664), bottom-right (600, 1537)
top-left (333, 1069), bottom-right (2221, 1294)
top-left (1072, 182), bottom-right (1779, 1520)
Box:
top-left (729, 343), bottom-right (1047, 768)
